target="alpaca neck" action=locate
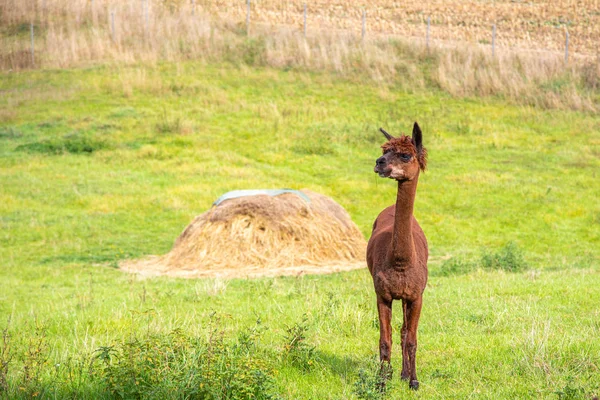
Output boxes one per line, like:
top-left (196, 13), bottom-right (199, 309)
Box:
top-left (390, 176), bottom-right (418, 265)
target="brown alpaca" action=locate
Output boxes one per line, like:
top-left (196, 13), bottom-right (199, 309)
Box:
top-left (366, 122), bottom-right (428, 391)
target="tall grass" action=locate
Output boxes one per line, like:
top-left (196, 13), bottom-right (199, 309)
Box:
top-left (1, 0), bottom-right (599, 111)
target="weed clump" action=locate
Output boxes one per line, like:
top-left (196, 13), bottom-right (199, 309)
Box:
top-left (240, 38), bottom-right (267, 66)
top-left (434, 242), bottom-right (528, 276)
top-left (0, 320), bottom-right (49, 398)
top-left (481, 242), bottom-right (528, 272)
top-left (95, 319), bottom-right (280, 400)
top-left (154, 114), bottom-right (182, 135)
top-left (20, 323), bottom-right (48, 397)
top-left (437, 256), bottom-right (476, 277)
top-left (352, 359), bottom-right (392, 400)
top-left (554, 376), bottom-right (590, 400)
top-left (16, 133), bottom-right (108, 155)
top-left (0, 322), bottom-right (11, 394)
top-left (291, 138), bottom-right (337, 156)
top-left (282, 315), bottom-right (316, 371)
top-left (0, 316), bottom-right (281, 399)
top-left (0, 127), bottom-right (22, 139)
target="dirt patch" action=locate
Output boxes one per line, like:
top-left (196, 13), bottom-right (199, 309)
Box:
top-left (121, 257), bottom-right (365, 279)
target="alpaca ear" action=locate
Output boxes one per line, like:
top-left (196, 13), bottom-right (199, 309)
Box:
top-left (379, 128), bottom-right (394, 141)
top-left (412, 122), bottom-right (427, 171)
top-left (412, 122), bottom-right (423, 154)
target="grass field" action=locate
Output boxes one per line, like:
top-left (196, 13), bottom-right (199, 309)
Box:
top-left (1, 61), bottom-right (600, 398)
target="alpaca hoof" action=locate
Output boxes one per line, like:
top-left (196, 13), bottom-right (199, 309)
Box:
top-left (400, 373), bottom-right (409, 381)
top-left (409, 380), bottom-right (419, 390)
top-left (379, 363), bottom-right (393, 380)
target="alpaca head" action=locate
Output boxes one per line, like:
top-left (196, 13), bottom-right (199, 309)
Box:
top-left (374, 122), bottom-right (427, 182)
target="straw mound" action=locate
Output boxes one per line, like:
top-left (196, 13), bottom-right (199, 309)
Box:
top-left (121, 190), bottom-right (366, 278)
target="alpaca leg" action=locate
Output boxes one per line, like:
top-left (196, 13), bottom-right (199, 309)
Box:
top-left (405, 297), bottom-right (423, 390)
top-left (400, 300), bottom-right (410, 381)
top-left (376, 297), bottom-right (393, 391)
top-left (377, 297), bottom-right (393, 364)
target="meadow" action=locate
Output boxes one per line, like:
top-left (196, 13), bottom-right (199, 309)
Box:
top-left (1, 60), bottom-right (599, 398)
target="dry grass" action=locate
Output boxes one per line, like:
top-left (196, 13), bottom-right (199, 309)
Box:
top-left (5, 0), bottom-right (599, 56)
top-left (121, 190), bottom-right (367, 278)
top-left (1, 0), bottom-right (599, 111)
top-left (204, 0), bottom-right (600, 56)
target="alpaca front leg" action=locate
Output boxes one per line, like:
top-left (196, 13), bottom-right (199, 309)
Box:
top-left (405, 297), bottom-right (423, 390)
top-left (400, 300), bottom-right (410, 381)
top-left (377, 297), bottom-right (393, 363)
top-left (376, 297), bottom-right (393, 390)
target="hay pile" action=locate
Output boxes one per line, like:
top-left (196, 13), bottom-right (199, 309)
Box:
top-left (121, 190), bottom-right (366, 278)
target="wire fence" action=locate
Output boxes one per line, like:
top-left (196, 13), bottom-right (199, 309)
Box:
top-left (200, 0), bottom-right (597, 57)
top-left (3, 0), bottom-right (599, 70)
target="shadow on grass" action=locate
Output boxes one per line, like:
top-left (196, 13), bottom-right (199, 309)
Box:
top-left (314, 349), bottom-right (363, 377)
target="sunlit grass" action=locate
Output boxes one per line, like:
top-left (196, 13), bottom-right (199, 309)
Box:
top-left (0, 62), bottom-right (599, 398)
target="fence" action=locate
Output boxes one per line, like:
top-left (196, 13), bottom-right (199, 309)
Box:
top-left (2, 0), bottom-right (598, 70)
top-left (206, 0), bottom-right (595, 57)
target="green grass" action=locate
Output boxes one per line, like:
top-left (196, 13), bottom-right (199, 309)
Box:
top-left (0, 62), bottom-right (599, 399)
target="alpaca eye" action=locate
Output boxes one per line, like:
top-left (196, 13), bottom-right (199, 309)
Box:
top-left (399, 154), bottom-right (412, 161)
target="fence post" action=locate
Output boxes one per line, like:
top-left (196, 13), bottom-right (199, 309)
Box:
top-left (30, 22), bottom-right (35, 67)
top-left (303, 3), bottom-right (307, 38)
top-left (492, 24), bottom-right (496, 56)
top-left (361, 10), bottom-right (366, 41)
top-left (246, 0), bottom-right (250, 35)
top-left (111, 10), bottom-right (116, 42)
top-left (565, 30), bottom-right (569, 64)
top-left (192, 0), bottom-right (195, 16)
top-left (426, 16), bottom-right (430, 52)
top-left (144, 0), bottom-right (149, 28)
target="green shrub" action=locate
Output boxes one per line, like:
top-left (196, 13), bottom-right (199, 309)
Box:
top-left (0, 316), bottom-right (280, 399)
top-left (436, 257), bottom-right (476, 277)
top-left (95, 321), bottom-right (280, 400)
